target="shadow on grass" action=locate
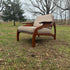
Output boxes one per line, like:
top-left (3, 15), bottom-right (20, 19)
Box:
top-left (19, 36), bottom-right (70, 49)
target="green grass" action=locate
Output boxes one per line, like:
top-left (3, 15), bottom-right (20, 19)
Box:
top-left (0, 22), bottom-right (70, 70)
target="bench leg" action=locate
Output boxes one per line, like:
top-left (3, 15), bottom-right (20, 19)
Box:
top-left (17, 30), bottom-right (20, 41)
top-left (38, 35), bottom-right (40, 37)
top-left (54, 34), bottom-right (56, 40)
top-left (32, 34), bottom-right (36, 47)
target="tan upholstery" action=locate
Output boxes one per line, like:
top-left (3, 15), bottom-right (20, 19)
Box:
top-left (33, 14), bottom-right (54, 27)
top-left (18, 26), bottom-right (51, 33)
top-left (18, 14), bottom-right (54, 33)
top-left (17, 14), bottom-right (56, 47)
top-left (18, 26), bottom-right (36, 33)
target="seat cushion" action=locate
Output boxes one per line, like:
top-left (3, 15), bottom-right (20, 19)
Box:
top-left (33, 14), bottom-right (54, 27)
top-left (18, 26), bottom-right (36, 33)
top-left (18, 26), bottom-right (51, 33)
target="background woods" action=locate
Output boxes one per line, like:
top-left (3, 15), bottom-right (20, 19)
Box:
top-left (0, 0), bottom-right (26, 26)
top-left (0, 0), bottom-right (70, 24)
top-left (24, 0), bottom-right (70, 24)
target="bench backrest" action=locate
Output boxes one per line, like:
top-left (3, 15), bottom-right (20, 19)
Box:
top-left (33, 14), bottom-right (54, 27)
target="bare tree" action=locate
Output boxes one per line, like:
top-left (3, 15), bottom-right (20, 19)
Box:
top-left (67, 0), bottom-right (70, 24)
top-left (24, 0), bottom-right (59, 15)
top-left (54, 0), bottom-right (70, 12)
top-left (0, 0), bottom-right (4, 12)
top-left (66, 0), bottom-right (70, 21)
top-left (62, 0), bottom-right (70, 24)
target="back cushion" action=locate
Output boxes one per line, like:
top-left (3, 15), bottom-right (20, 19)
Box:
top-left (33, 14), bottom-right (54, 27)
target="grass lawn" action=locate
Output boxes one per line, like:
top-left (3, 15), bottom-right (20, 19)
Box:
top-left (0, 22), bottom-right (70, 70)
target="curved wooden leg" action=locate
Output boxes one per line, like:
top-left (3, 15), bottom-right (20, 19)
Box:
top-left (38, 35), bottom-right (40, 37)
top-left (54, 34), bottom-right (56, 40)
top-left (17, 30), bottom-right (20, 41)
top-left (32, 34), bottom-right (36, 47)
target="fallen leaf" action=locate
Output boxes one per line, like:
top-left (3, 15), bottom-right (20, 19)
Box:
top-left (24, 65), bottom-right (26, 67)
top-left (46, 53), bottom-right (49, 56)
top-left (0, 48), bottom-right (3, 51)
top-left (0, 59), bottom-right (4, 62)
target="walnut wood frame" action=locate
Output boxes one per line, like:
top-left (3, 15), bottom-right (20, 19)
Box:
top-left (17, 22), bottom-right (56, 47)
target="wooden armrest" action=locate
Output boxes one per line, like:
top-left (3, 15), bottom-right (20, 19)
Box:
top-left (34, 22), bottom-right (55, 33)
top-left (37, 23), bottom-right (54, 29)
top-left (23, 23), bottom-right (33, 26)
top-left (22, 22), bottom-right (34, 26)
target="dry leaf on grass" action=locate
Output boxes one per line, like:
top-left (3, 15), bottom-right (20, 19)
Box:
top-left (0, 48), bottom-right (3, 51)
top-left (0, 59), bottom-right (4, 62)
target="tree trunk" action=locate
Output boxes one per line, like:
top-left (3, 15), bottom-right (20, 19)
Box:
top-left (65, 11), bottom-right (67, 24)
top-left (47, 7), bottom-right (49, 14)
top-left (68, 10), bottom-right (70, 24)
top-left (13, 20), bottom-right (16, 26)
